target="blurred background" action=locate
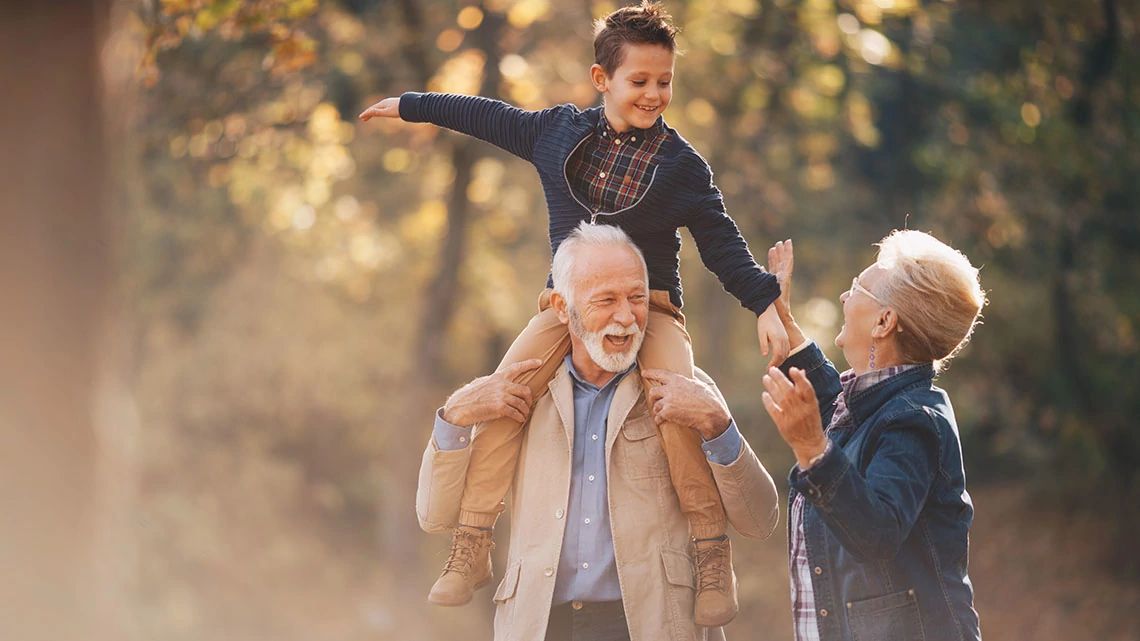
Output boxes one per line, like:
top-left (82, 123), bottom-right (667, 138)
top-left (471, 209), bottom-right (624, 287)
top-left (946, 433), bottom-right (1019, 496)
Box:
top-left (2, 0), bottom-right (1138, 639)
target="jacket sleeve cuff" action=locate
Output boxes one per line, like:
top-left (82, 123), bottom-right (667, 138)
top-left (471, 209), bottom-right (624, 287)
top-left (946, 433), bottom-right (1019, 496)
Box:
top-left (433, 408), bottom-right (473, 451)
top-left (789, 438), bottom-right (850, 506)
top-left (702, 420), bottom-right (743, 466)
top-left (780, 341), bottom-right (827, 376)
top-left (744, 273), bottom-right (781, 316)
top-left (399, 91), bottom-right (426, 122)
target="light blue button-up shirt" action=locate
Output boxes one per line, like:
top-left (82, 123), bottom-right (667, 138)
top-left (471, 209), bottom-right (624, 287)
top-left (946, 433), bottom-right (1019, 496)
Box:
top-left (433, 356), bottom-right (745, 603)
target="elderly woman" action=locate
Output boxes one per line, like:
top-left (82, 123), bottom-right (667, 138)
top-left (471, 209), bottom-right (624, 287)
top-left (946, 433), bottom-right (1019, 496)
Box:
top-left (761, 231), bottom-right (985, 641)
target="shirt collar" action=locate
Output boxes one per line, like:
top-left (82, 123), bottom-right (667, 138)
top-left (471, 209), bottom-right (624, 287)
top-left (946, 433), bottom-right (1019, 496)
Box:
top-left (596, 112), bottom-right (664, 144)
top-left (839, 363), bottom-right (923, 395)
top-left (564, 353), bottom-right (635, 392)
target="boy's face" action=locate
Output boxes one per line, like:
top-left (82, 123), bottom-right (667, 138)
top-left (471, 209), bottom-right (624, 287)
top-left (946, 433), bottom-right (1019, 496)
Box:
top-left (591, 43), bottom-right (674, 132)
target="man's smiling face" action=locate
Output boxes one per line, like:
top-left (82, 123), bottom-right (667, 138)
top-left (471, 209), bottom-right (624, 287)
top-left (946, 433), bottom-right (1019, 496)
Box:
top-left (564, 243), bottom-right (649, 373)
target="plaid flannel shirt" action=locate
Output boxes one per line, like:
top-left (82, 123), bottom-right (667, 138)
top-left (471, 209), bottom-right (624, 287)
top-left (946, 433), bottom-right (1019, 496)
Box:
top-left (566, 114), bottom-right (668, 214)
top-left (790, 361), bottom-right (923, 641)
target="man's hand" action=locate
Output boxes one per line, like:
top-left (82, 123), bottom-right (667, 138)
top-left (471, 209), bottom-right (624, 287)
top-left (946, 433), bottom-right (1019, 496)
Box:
top-left (757, 306), bottom-right (791, 367)
top-left (358, 97), bottom-right (401, 121)
top-left (761, 366), bottom-right (828, 469)
top-left (642, 369), bottom-right (732, 440)
top-left (442, 359), bottom-right (543, 426)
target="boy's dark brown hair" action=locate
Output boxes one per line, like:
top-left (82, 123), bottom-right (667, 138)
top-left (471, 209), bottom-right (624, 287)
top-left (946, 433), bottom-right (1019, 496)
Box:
top-left (593, 1), bottom-right (678, 76)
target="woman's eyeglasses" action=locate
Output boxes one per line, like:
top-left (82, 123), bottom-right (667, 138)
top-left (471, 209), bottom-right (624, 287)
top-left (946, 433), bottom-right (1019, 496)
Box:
top-left (849, 277), bottom-right (886, 305)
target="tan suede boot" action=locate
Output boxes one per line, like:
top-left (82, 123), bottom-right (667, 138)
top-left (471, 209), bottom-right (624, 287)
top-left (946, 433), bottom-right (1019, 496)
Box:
top-left (693, 535), bottom-right (738, 627)
top-left (428, 526), bottom-right (495, 606)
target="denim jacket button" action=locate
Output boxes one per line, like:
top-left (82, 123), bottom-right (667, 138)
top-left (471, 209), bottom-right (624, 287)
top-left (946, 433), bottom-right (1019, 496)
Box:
top-left (819, 608), bottom-right (829, 617)
top-left (814, 566), bottom-right (823, 575)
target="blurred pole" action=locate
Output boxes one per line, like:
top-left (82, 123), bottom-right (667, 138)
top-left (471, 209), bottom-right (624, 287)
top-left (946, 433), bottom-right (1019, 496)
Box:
top-left (0, 1), bottom-right (112, 640)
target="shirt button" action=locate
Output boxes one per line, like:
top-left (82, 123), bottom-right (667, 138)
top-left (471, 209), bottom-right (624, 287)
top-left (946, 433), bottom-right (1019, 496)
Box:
top-left (555, 509), bottom-right (564, 519)
top-left (588, 475), bottom-right (595, 482)
top-left (571, 600), bottom-right (584, 610)
top-left (544, 567), bottom-right (554, 577)
top-left (458, 436), bottom-right (467, 443)
top-left (592, 434), bottom-right (599, 441)
top-left (631, 136), bottom-right (637, 142)
top-left (582, 562), bottom-right (590, 569)
top-left (705, 450), bottom-right (712, 457)
top-left (819, 608), bottom-right (829, 617)
top-left (584, 518), bottom-right (591, 525)
top-left (599, 171), bottom-right (607, 179)
top-left (614, 139), bottom-right (622, 145)
top-left (814, 566), bottom-right (823, 575)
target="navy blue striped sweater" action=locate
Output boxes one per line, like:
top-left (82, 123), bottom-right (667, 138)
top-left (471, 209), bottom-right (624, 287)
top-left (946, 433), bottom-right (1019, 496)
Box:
top-left (399, 92), bottom-right (779, 316)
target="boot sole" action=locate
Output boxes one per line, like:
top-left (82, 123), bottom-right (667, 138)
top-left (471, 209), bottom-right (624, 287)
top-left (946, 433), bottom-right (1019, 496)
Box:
top-left (427, 576), bottom-right (493, 607)
top-left (694, 608), bottom-right (739, 628)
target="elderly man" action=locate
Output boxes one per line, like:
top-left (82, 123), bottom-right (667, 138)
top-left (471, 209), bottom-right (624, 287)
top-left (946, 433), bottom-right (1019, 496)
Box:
top-left (416, 223), bottom-right (779, 641)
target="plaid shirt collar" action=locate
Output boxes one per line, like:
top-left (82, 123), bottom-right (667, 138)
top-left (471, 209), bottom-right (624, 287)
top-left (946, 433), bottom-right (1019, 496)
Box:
top-left (595, 112), bottom-right (665, 145)
top-left (829, 364), bottom-right (924, 432)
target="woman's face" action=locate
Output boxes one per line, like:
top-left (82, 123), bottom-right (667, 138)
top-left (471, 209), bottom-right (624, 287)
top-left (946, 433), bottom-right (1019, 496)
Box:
top-left (835, 263), bottom-right (889, 371)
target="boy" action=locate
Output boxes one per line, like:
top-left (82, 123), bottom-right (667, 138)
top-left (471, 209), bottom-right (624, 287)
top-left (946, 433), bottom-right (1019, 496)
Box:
top-left (360, 1), bottom-right (787, 627)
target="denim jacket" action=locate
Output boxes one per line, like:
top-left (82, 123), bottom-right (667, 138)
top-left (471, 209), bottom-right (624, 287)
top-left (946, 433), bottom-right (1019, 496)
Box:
top-left (782, 343), bottom-right (981, 641)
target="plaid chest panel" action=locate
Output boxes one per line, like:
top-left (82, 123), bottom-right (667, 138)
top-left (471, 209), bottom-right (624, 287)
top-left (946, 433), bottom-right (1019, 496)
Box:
top-left (566, 128), bottom-right (667, 214)
top-left (790, 493), bottom-right (823, 641)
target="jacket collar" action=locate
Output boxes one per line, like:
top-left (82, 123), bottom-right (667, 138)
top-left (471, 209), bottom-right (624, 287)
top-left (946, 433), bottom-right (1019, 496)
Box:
top-left (548, 360), bottom-right (643, 454)
top-left (844, 363), bottom-right (935, 426)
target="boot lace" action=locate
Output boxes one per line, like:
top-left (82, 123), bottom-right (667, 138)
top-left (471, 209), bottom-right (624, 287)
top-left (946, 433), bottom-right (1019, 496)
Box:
top-left (694, 539), bottom-right (729, 592)
top-left (443, 528), bottom-right (489, 575)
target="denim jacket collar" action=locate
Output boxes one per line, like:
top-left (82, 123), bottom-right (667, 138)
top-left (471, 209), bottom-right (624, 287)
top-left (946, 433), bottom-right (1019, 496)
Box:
top-left (844, 362), bottom-right (935, 426)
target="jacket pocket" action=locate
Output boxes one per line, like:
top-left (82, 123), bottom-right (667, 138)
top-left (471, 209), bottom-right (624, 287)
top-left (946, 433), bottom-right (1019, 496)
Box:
top-left (660, 548), bottom-right (695, 589)
top-left (621, 415), bottom-right (670, 480)
top-left (848, 589), bottom-right (925, 641)
top-left (493, 560), bottom-right (521, 603)
top-left (660, 548), bottom-right (699, 641)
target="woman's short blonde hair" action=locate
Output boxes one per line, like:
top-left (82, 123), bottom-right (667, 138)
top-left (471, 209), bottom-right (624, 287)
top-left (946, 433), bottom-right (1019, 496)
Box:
top-left (872, 230), bottom-right (986, 371)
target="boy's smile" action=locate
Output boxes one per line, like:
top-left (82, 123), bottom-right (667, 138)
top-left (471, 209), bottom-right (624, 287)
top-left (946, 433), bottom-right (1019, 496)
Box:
top-left (591, 43), bottom-right (674, 132)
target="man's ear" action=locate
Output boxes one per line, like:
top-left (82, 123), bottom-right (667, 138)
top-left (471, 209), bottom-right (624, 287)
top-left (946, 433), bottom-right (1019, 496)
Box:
top-left (550, 291), bottom-right (571, 325)
top-left (590, 63), bottom-right (609, 93)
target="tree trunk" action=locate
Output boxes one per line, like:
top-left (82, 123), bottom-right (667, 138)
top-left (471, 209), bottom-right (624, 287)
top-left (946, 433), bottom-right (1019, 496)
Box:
top-left (0, 2), bottom-right (114, 639)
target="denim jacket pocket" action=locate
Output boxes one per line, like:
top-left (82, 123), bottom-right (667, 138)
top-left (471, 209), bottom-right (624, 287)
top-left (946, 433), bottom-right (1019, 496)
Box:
top-left (847, 589), bottom-right (925, 641)
top-left (621, 415), bottom-right (670, 480)
top-left (493, 560), bottom-right (521, 603)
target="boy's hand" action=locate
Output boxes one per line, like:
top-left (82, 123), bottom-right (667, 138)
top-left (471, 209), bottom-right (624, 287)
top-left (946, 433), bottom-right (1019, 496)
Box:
top-left (358, 97), bottom-right (401, 121)
top-left (757, 306), bottom-right (790, 367)
top-left (442, 359), bottom-right (543, 426)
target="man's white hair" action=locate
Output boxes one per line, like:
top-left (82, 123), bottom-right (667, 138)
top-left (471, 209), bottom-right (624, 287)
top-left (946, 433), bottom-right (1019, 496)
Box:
top-left (551, 221), bottom-right (647, 305)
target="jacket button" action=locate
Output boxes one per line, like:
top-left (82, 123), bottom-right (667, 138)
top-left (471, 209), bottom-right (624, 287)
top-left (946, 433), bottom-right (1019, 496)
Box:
top-left (544, 567), bottom-right (554, 577)
top-left (571, 600), bottom-right (584, 610)
top-left (814, 566), bottom-right (822, 575)
top-left (555, 509), bottom-right (564, 519)
top-left (819, 608), bottom-right (828, 617)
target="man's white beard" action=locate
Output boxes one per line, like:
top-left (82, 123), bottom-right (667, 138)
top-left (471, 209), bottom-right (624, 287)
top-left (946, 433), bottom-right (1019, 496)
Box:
top-left (569, 306), bottom-right (644, 373)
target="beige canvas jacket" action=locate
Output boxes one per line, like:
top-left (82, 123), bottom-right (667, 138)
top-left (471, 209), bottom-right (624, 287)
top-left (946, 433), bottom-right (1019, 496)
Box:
top-left (416, 365), bottom-right (780, 641)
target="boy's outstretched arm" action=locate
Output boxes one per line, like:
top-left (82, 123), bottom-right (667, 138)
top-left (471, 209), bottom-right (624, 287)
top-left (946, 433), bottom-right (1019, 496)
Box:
top-left (358, 92), bottom-right (563, 163)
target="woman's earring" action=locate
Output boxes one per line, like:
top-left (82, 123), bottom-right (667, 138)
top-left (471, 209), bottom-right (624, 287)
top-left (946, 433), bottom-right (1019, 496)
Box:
top-left (868, 342), bottom-right (877, 370)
